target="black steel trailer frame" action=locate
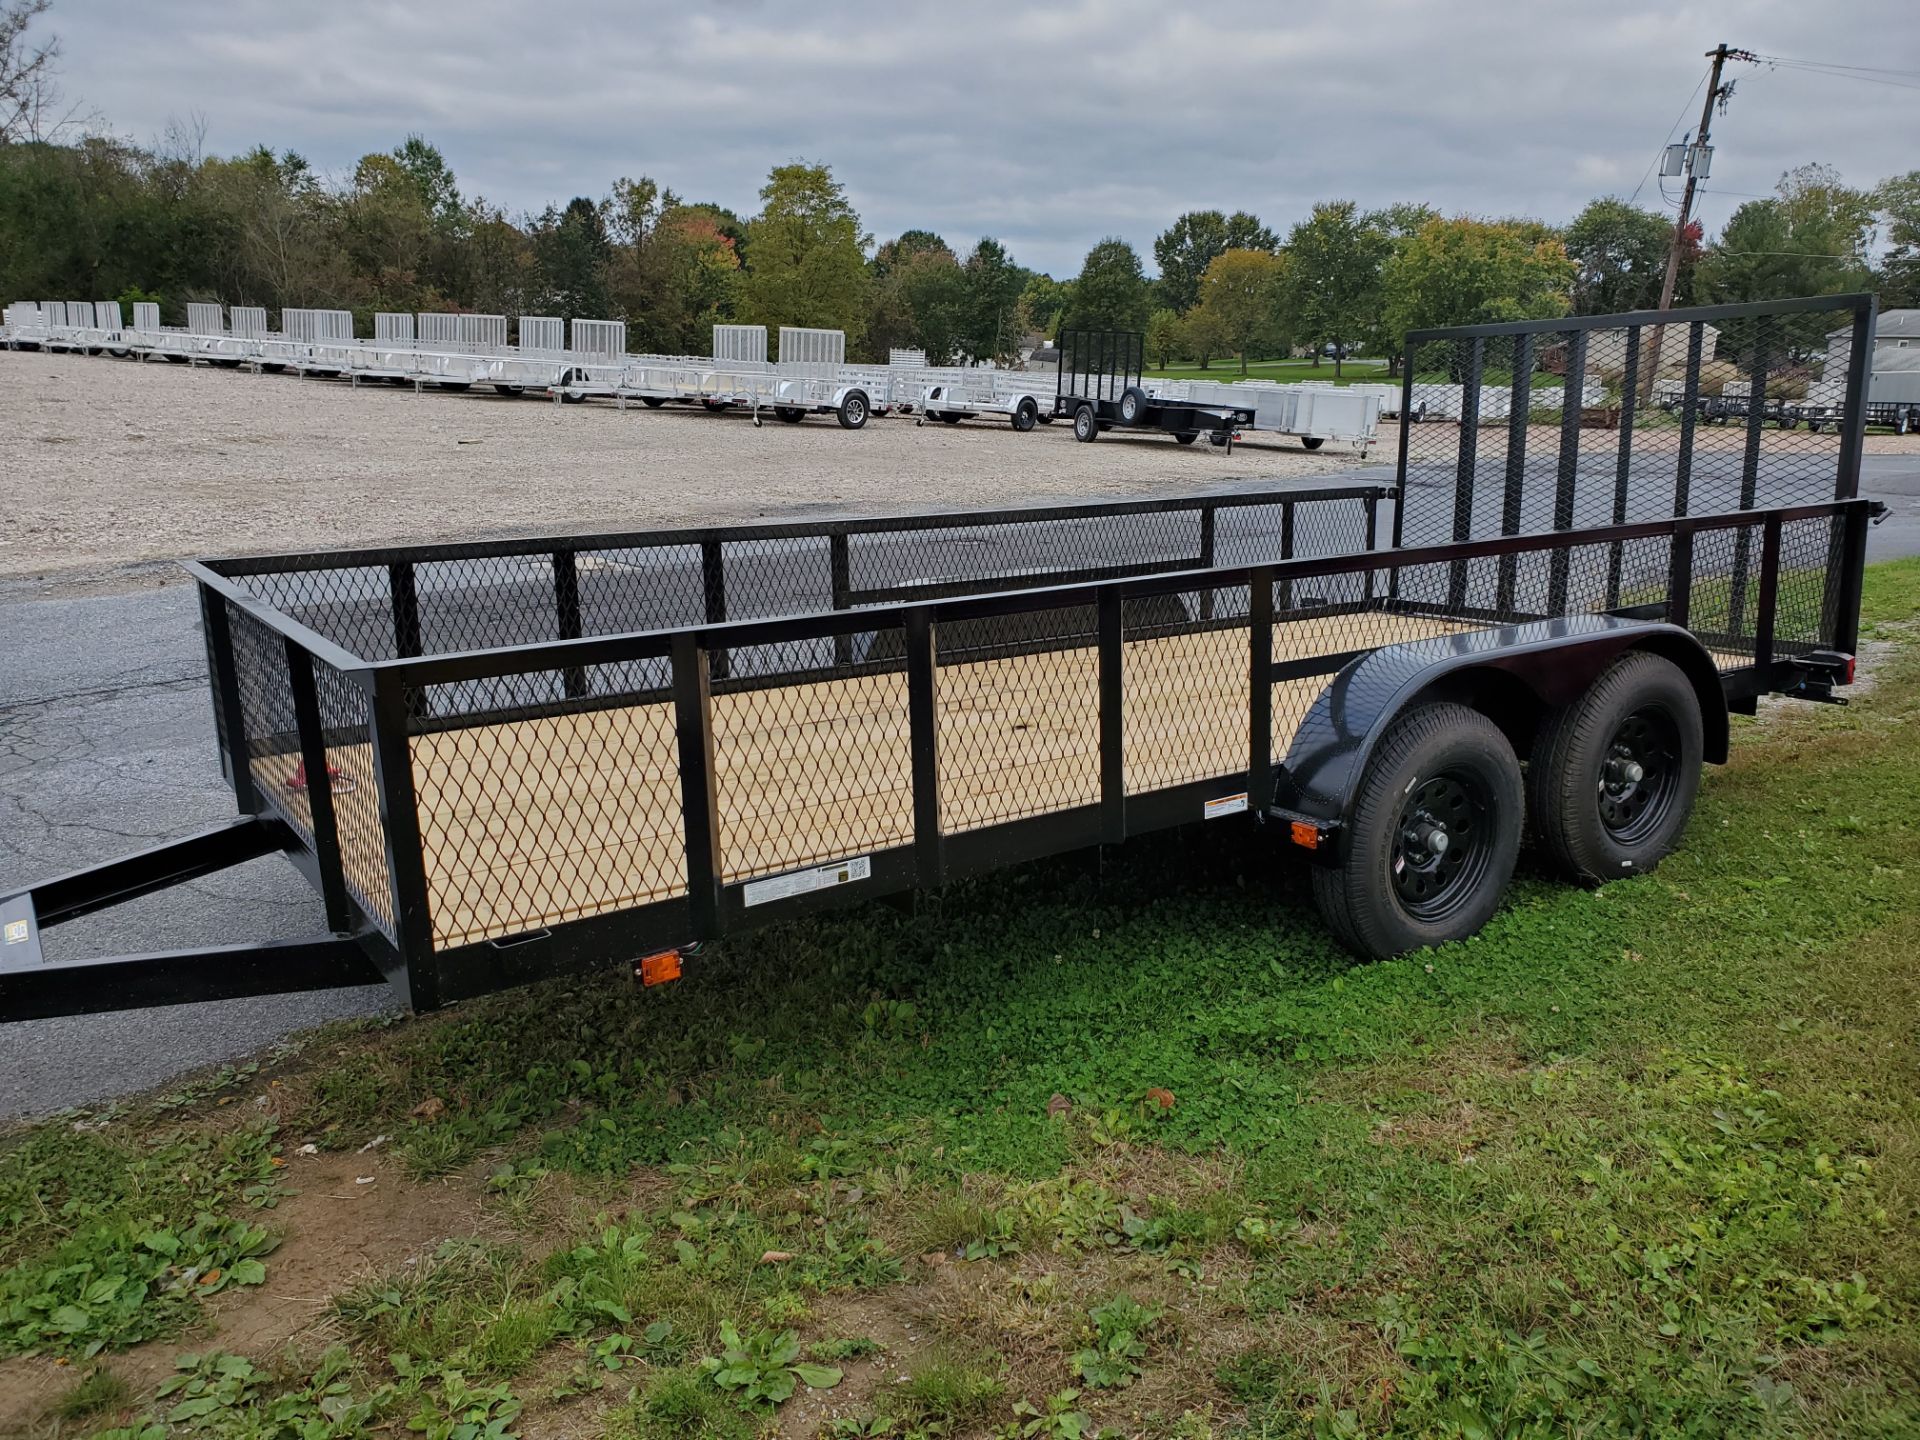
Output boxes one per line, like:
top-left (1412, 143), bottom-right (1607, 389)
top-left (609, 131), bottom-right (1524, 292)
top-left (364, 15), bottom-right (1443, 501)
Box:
top-left (1054, 328), bottom-right (1254, 447)
top-left (0, 295), bottom-right (1883, 1021)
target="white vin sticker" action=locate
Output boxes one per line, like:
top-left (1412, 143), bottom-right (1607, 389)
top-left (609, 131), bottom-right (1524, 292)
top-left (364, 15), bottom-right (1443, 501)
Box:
top-left (742, 856), bottom-right (873, 908)
top-left (1204, 793), bottom-right (1249, 820)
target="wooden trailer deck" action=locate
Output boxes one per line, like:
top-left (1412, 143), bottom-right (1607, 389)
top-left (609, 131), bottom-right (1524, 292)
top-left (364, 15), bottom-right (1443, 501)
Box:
top-left (261, 612), bottom-right (1489, 948)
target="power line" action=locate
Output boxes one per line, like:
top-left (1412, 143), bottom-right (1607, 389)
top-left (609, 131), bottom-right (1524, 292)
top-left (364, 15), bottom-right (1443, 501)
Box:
top-left (1751, 53), bottom-right (1920, 79)
top-left (1749, 54), bottom-right (1920, 93)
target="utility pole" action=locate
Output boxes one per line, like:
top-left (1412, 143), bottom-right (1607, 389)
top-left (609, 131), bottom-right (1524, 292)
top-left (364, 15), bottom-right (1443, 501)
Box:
top-left (1643, 43), bottom-right (1754, 396)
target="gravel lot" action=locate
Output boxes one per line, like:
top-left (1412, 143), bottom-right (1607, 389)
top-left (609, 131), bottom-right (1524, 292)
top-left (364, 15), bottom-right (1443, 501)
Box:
top-left (0, 349), bottom-right (1376, 595)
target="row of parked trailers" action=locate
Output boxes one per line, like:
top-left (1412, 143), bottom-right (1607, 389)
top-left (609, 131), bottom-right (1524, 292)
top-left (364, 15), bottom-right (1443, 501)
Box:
top-left (0, 300), bottom-right (1383, 452)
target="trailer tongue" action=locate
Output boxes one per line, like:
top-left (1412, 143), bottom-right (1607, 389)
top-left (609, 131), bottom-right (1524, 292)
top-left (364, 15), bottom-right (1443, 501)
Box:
top-left (0, 295), bottom-right (1883, 1022)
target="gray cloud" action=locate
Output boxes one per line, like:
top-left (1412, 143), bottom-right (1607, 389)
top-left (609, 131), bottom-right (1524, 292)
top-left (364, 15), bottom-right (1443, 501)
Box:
top-left (45, 0), bottom-right (1920, 276)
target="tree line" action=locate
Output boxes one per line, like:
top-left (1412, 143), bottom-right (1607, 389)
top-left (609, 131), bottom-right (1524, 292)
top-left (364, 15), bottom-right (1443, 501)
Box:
top-left (0, 3), bottom-right (1912, 369)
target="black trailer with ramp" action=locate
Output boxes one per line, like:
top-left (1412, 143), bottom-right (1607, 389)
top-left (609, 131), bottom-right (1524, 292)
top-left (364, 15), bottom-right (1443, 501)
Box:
top-left (1055, 328), bottom-right (1254, 448)
top-left (0, 295), bottom-right (1884, 1022)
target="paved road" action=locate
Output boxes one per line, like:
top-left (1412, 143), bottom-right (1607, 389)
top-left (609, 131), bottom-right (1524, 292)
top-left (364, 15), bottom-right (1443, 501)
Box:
top-left (0, 586), bottom-right (389, 1118)
top-left (4, 455), bottom-right (1916, 1121)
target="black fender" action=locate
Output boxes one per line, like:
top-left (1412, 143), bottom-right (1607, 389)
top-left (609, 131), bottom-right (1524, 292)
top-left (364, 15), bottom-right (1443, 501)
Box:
top-left (1271, 616), bottom-right (1728, 859)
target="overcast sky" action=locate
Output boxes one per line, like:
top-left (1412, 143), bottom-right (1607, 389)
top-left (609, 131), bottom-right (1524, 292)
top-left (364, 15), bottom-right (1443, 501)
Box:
top-left (41, 0), bottom-right (1920, 277)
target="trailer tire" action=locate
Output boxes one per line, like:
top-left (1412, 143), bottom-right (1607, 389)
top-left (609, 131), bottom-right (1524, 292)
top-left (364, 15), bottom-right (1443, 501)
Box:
top-left (837, 390), bottom-right (870, 429)
top-left (1311, 702), bottom-right (1523, 959)
top-left (936, 411), bottom-right (964, 424)
top-left (642, 396), bottom-right (667, 408)
top-left (1174, 431), bottom-right (1198, 445)
top-left (775, 406), bottom-right (806, 424)
top-left (1301, 436), bottom-right (1326, 450)
top-left (1118, 386), bottom-right (1149, 424)
top-left (1073, 403), bottom-right (1099, 442)
top-left (1527, 651), bottom-right (1702, 885)
top-left (1208, 431), bottom-right (1230, 447)
top-left (495, 384), bottom-right (524, 396)
top-left (1012, 398), bottom-right (1038, 432)
top-left (1035, 412), bottom-right (1054, 425)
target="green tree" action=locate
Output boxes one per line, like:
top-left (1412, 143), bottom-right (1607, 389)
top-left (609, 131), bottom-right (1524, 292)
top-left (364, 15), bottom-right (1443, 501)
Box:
top-left (1873, 170), bottom-right (1920, 309)
top-left (736, 161), bottom-right (871, 353)
top-left (1697, 164), bottom-right (1874, 309)
top-left (867, 243), bottom-right (964, 361)
top-left (1018, 272), bottom-right (1068, 338)
top-left (958, 236), bottom-right (1024, 362)
top-left (871, 229), bottom-right (949, 279)
top-left (1145, 307), bottom-right (1182, 369)
top-left (531, 196), bottom-right (611, 321)
top-left (1382, 216), bottom-right (1575, 367)
top-left (1284, 200), bottom-right (1389, 377)
top-left (1152, 209), bottom-right (1276, 314)
top-left (1192, 248), bottom-right (1288, 376)
top-left (1061, 237), bottom-right (1151, 336)
top-left (389, 135), bottom-right (462, 225)
top-left (1564, 197), bottom-right (1677, 314)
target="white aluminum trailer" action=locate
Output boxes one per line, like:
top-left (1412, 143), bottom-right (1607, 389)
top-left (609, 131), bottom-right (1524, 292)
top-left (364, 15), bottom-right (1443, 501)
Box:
top-left (918, 368), bottom-right (1055, 430)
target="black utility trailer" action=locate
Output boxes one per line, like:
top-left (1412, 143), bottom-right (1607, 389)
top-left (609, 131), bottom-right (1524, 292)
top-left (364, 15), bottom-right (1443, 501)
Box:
top-left (0, 295), bottom-right (1883, 1021)
top-left (1055, 329), bottom-right (1254, 449)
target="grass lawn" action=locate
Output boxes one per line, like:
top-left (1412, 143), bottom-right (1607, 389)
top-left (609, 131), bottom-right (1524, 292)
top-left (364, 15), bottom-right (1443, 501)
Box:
top-left (1141, 357), bottom-right (1392, 386)
top-left (5, 559), bottom-right (1919, 1438)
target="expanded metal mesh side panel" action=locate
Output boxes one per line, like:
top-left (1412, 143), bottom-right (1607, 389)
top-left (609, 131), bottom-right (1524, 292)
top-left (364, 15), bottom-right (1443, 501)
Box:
top-left (234, 565), bottom-right (404, 661)
top-left (1123, 588), bottom-right (1249, 794)
top-left (576, 544), bottom-right (711, 636)
top-left (935, 607), bottom-right (1100, 832)
top-left (1782, 515), bottom-right (1844, 655)
top-left (1396, 304), bottom-right (1864, 551)
top-left (311, 661), bottom-right (396, 939)
top-left (1267, 571), bottom-right (1493, 758)
top-left (218, 492), bottom-right (1390, 681)
top-left (712, 636), bottom-right (913, 883)
top-left (225, 601), bottom-right (305, 839)
top-left (407, 668), bottom-right (685, 948)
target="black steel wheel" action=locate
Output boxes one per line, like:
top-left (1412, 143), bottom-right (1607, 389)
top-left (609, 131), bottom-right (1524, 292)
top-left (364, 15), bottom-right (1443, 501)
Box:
top-left (775, 406), bottom-right (805, 424)
top-left (836, 390), bottom-right (869, 429)
top-left (1118, 386), bottom-right (1149, 424)
top-left (1073, 403), bottom-right (1098, 442)
top-left (1312, 703), bottom-right (1523, 958)
top-left (1527, 650), bottom-right (1702, 884)
top-left (1012, 398), bottom-right (1038, 432)
top-left (1174, 431), bottom-right (1198, 445)
top-left (1300, 436), bottom-right (1326, 450)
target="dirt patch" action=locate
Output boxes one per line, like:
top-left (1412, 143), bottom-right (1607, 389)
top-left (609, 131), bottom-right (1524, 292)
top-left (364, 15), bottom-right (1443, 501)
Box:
top-left (0, 1149), bottom-right (498, 1435)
